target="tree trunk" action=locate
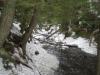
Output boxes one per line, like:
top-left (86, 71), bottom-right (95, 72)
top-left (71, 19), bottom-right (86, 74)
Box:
top-left (20, 8), bottom-right (37, 56)
top-left (0, 0), bottom-right (16, 47)
top-left (96, 33), bottom-right (100, 75)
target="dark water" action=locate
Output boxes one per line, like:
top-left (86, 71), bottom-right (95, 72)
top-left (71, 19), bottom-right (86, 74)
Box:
top-left (42, 44), bottom-right (97, 75)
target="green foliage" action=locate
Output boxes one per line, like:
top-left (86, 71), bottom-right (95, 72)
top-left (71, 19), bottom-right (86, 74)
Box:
top-left (15, 0), bottom-right (99, 38)
top-left (58, 0), bottom-right (100, 38)
top-left (36, 0), bottom-right (88, 23)
top-left (15, 0), bottom-right (35, 33)
top-left (72, 1), bottom-right (100, 38)
top-left (92, 1), bottom-right (100, 14)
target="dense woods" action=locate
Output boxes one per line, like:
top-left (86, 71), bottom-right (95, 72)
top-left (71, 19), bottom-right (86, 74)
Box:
top-left (0, 0), bottom-right (99, 75)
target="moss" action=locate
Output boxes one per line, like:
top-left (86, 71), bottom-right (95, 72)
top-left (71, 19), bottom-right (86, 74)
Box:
top-left (0, 48), bottom-right (10, 58)
top-left (0, 48), bottom-right (14, 62)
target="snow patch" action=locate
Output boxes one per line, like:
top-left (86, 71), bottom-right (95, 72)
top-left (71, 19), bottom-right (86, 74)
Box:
top-left (0, 58), bottom-right (12, 75)
top-left (26, 40), bottom-right (59, 75)
top-left (64, 37), bottom-right (97, 55)
top-left (34, 26), bottom-right (97, 55)
top-left (10, 23), bottom-right (22, 36)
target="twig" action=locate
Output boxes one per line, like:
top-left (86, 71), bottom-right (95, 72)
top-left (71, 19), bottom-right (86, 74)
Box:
top-left (46, 29), bottom-right (59, 39)
top-left (33, 37), bottom-right (78, 48)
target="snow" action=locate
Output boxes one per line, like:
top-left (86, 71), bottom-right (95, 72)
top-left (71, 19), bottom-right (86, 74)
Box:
top-left (26, 41), bottom-right (59, 75)
top-left (0, 40), bottom-right (59, 75)
top-left (10, 23), bottom-right (22, 36)
top-left (0, 24), bottom-right (97, 75)
top-left (0, 58), bottom-right (12, 75)
top-left (0, 25), bottom-right (59, 75)
top-left (34, 26), bottom-right (97, 55)
top-left (64, 37), bottom-right (97, 55)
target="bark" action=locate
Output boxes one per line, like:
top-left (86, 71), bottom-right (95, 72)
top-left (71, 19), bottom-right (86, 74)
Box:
top-left (0, 0), bottom-right (6, 7)
top-left (20, 8), bottom-right (37, 56)
top-left (0, 0), bottom-right (16, 47)
top-left (96, 33), bottom-right (100, 75)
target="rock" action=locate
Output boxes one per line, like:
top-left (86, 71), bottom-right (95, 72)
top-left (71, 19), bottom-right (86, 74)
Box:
top-left (35, 51), bottom-right (39, 55)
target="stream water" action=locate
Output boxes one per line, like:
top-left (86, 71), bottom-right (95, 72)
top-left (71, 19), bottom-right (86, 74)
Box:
top-left (0, 24), bottom-right (97, 75)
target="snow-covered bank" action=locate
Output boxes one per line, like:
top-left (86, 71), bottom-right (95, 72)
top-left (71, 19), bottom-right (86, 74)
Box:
top-left (0, 58), bottom-right (12, 75)
top-left (0, 24), bottom-right (59, 75)
top-left (0, 40), bottom-right (59, 75)
top-left (34, 26), bottom-right (97, 55)
top-left (0, 24), bottom-right (97, 75)
top-left (64, 37), bottom-right (97, 55)
top-left (26, 41), bottom-right (59, 75)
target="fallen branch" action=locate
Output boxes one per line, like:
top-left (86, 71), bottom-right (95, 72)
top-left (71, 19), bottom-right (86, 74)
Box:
top-left (46, 29), bottom-right (59, 39)
top-left (33, 37), bottom-right (78, 48)
top-left (11, 52), bottom-right (33, 70)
